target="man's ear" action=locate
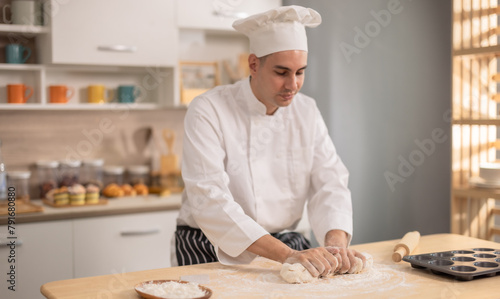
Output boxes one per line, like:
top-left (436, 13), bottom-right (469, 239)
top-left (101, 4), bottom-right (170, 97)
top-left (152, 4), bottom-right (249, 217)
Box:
top-left (248, 54), bottom-right (259, 76)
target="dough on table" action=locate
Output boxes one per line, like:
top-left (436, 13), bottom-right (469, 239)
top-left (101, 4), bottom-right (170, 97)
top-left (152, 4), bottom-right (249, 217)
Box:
top-left (280, 262), bottom-right (316, 283)
top-left (280, 252), bottom-right (373, 284)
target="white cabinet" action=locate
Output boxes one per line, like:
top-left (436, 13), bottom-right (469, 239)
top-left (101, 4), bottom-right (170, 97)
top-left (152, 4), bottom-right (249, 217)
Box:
top-left (176, 0), bottom-right (282, 32)
top-left (0, 220), bottom-right (73, 299)
top-left (39, 0), bottom-right (177, 67)
top-left (73, 210), bottom-right (178, 278)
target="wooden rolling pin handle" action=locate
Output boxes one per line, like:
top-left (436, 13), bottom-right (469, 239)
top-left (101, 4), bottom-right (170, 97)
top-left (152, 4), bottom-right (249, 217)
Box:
top-left (392, 246), bottom-right (408, 262)
top-left (392, 231), bottom-right (420, 262)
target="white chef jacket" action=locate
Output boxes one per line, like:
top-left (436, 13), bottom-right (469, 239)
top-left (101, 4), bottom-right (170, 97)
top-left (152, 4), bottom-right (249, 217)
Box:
top-left (177, 77), bottom-right (352, 265)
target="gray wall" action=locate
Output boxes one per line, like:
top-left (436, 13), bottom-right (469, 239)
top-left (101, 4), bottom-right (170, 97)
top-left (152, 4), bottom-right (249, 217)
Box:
top-left (286, 0), bottom-right (452, 244)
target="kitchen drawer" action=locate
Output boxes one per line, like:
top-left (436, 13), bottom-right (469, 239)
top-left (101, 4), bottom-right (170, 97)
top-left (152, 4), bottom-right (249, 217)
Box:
top-left (0, 220), bottom-right (73, 299)
top-left (73, 210), bottom-right (178, 278)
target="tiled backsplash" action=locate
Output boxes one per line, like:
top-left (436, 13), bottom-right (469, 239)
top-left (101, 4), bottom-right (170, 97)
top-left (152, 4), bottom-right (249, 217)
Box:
top-left (0, 108), bottom-right (186, 197)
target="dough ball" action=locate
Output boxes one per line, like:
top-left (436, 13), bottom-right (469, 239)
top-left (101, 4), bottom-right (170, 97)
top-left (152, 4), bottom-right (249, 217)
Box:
top-left (362, 252), bottom-right (373, 270)
top-left (347, 257), bottom-right (364, 274)
top-left (280, 263), bottom-right (316, 284)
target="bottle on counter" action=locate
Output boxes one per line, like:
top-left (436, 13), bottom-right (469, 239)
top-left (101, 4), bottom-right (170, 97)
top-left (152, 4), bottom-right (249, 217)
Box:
top-left (0, 139), bottom-right (6, 202)
top-left (127, 165), bottom-right (150, 186)
top-left (103, 165), bottom-right (125, 187)
top-left (7, 171), bottom-right (31, 203)
top-left (58, 160), bottom-right (81, 187)
top-left (36, 160), bottom-right (59, 199)
top-left (81, 159), bottom-right (104, 188)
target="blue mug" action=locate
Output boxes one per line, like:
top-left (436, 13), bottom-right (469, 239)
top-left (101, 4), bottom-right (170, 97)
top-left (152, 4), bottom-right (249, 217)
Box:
top-left (6, 44), bottom-right (31, 64)
top-left (117, 85), bottom-right (141, 103)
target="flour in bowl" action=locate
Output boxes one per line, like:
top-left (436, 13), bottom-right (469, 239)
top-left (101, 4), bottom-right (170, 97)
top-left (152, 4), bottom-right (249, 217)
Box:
top-left (137, 281), bottom-right (207, 298)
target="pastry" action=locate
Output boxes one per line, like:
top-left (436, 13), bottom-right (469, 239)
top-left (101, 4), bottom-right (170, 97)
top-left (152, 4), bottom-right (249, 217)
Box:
top-left (69, 184), bottom-right (86, 205)
top-left (85, 184), bottom-right (100, 204)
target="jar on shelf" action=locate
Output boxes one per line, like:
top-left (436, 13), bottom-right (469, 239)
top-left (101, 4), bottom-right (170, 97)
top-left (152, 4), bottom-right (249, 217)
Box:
top-left (81, 159), bottom-right (104, 188)
top-left (7, 171), bottom-right (31, 203)
top-left (58, 160), bottom-right (81, 187)
top-left (103, 166), bottom-right (125, 187)
top-left (36, 160), bottom-right (59, 199)
top-left (127, 165), bottom-right (150, 186)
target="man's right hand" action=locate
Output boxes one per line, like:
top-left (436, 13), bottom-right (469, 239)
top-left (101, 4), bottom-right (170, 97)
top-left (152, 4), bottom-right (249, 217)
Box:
top-left (284, 247), bottom-right (340, 277)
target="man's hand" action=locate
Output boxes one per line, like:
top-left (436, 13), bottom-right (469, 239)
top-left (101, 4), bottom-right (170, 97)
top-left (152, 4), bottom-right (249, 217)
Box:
top-left (247, 234), bottom-right (340, 278)
top-left (284, 247), bottom-right (340, 278)
top-left (324, 230), bottom-right (365, 273)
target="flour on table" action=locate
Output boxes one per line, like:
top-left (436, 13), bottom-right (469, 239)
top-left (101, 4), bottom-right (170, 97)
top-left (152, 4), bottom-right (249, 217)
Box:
top-left (280, 252), bottom-right (373, 283)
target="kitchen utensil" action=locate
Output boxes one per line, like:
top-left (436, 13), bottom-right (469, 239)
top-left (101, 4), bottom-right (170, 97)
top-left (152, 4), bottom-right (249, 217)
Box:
top-left (87, 85), bottom-right (109, 104)
top-left (392, 231), bottom-right (420, 262)
top-left (134, 280), bottom-right (212, 299)
top-left (117, 85), bottom-right (141, 103)
top-left (7, 84), bottom-right (33, 103)
top-left (49, 85), bottom-right (75, 103)
top-left (403, 248), bottom-right (500, 281)
top-left (5, 44), bottom-right (31, 64)
top-left (2, 0), bottom-right (41, 25)
top-left (160, 129), bottom-right (179, 175)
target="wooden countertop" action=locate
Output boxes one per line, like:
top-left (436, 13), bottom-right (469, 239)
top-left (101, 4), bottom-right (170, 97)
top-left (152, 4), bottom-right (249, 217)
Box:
top-left (0, 194), bottom-right (182, 225)
top-left (41, 233), bottom-right (500, 299)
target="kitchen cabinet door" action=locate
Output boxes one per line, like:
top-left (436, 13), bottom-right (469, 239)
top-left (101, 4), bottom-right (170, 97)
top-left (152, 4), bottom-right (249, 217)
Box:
top-left (42, 0), bottom-right (177, 66)
top-left (177, 0), bottom-right (282, 31)
top-left (0, 220), bottom-right (73, 299)
top-left (73, 210), bottom-right (178, 278)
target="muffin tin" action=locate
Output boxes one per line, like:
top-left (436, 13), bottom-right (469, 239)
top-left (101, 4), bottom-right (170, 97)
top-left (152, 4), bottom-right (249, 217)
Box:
top-left (403, 248), bottom-right (500, 280)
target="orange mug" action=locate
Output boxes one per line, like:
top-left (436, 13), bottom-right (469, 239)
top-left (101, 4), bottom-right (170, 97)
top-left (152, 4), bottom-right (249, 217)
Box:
top-left (49, 85), bottom-right (74, 103)
top-left (7, 84), bottom-right (33, 104)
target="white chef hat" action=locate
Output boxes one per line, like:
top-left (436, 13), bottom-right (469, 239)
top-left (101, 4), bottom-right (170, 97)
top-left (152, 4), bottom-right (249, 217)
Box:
top-left (232, 5), bottom-right (322, 57)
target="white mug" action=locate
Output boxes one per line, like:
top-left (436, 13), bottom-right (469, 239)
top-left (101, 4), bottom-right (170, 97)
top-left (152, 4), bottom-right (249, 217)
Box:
top-left (2, 1), bottom-right (42, 26)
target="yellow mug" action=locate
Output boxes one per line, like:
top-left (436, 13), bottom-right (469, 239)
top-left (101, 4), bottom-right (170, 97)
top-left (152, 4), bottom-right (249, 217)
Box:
top-left (87, 85), bottom-right (108, 104)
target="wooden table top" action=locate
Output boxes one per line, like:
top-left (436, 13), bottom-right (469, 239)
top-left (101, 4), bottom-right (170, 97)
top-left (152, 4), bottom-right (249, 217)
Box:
top-left (41, 233), bottom-right (500, 299)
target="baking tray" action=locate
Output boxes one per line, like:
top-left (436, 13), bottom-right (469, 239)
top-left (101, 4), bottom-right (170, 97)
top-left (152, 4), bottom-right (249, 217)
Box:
top-left (403, 248), bottom-right (500, 281)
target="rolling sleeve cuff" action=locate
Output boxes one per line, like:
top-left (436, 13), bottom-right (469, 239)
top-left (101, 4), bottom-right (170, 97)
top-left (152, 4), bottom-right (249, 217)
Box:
top-left (312, 211), bottom-right (353, 248)
top-left (216, 219), bottom-right (269, 265)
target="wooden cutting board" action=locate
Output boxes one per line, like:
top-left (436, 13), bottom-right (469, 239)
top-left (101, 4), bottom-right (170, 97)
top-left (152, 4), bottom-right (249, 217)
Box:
top-left (0, 201), bottom-right (44, 215)
top-left (160, 129), bottom-right (179, 175)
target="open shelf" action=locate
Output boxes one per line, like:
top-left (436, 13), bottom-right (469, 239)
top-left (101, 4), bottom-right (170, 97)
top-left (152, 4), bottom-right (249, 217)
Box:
top-left (0, 24), bottom-right (49, 34)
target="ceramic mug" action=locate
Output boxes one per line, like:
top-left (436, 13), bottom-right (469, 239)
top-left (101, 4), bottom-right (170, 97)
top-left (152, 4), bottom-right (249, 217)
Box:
top-left (117, 85), bottom-right (142, 103)
top-left (5, 44), bottom-right (31, 64)
top-left (87, 85), bottom-right (109, 104)
top-left (2, 1), bottom-right (41, 25)
top-left (7, 84), bottom-right (33, 104)
top-left (49, 85), bottom-right (74, 104)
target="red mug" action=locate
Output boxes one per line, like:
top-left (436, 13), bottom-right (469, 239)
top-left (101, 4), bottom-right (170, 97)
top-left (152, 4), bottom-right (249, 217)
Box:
top-left (7, 84), bottom-right (33, 104)
top-left (49, 85), bottom-right (75, 103)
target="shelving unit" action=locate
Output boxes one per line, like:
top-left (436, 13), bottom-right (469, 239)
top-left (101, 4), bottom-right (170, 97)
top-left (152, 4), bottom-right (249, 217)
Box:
top-left (0, 0), bottom-right (179, 110)
top-left (451, 0), bottom-right (500, 240)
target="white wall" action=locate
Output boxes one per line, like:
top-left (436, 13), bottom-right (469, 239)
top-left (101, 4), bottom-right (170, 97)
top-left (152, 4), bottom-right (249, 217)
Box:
top-left (286, 0), bottom-right (452, 244)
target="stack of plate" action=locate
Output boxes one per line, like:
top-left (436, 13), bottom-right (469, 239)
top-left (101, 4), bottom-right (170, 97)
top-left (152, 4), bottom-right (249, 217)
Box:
top-left (470, 163), bottom-right (500, 188)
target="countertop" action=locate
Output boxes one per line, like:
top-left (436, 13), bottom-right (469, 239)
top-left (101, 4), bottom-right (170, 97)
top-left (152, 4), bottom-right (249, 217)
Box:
top-left (40, 233), bottom-right (500, 299)
top-left (0, 194), bottom-right (182, 225)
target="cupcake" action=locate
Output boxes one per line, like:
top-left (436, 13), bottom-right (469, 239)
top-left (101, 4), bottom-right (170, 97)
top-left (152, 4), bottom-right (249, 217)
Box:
top-left (69, 184), bottom-right (86, 205)
top-left (85, 184), bottom-right (100, 204)
top-left (51, 187), bottom-right (69, 206)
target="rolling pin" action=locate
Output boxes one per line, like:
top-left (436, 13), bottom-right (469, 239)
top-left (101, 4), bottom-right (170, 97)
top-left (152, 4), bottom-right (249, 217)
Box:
top-left (392, 231), bottom-right (420, 262)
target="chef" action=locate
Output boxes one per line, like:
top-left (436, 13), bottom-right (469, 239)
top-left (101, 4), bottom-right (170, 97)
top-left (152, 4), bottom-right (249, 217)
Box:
top-left (173, 5), bottom-right (364, 278)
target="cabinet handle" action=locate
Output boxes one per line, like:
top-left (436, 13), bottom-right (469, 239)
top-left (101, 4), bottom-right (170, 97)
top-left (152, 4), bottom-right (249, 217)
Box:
top-left (97, 45), bottom-right (138, 53)
top-left (120, 228), bottom-right (160, 236)
top-left (212, 10), bottom-right (248, 19)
